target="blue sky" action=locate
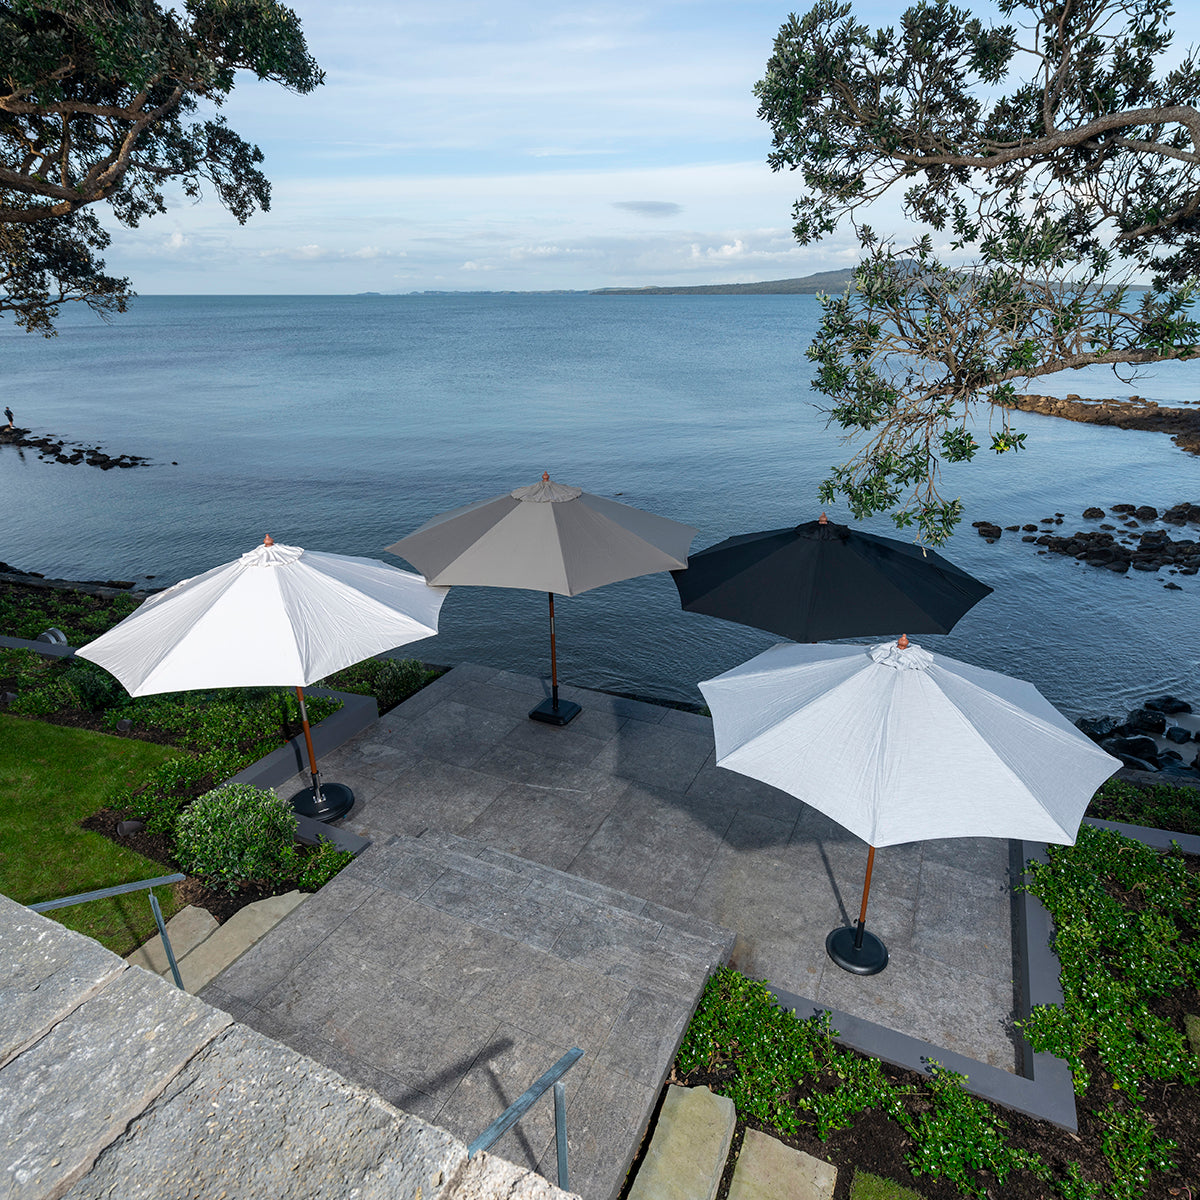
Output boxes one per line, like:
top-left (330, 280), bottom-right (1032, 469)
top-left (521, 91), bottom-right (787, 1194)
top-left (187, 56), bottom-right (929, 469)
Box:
top-left (103, 0), bottom-right (1200, 294)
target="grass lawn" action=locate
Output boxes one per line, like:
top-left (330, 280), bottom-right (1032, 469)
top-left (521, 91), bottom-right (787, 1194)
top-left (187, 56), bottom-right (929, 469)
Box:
top-left (0, 712), bottom-right (184, 955)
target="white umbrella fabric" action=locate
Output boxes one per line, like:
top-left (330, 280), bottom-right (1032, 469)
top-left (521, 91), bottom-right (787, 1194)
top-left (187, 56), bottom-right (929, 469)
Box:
top-left (387, 473), bottom-right (696, 724)
top-left (699, 635), bottom-right (1121, 973)
top-left (78, 537), bottom-right (446, 819)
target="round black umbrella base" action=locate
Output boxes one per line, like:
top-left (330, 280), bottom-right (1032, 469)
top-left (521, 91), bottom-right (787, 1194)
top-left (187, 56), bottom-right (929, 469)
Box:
top-left (290, 781), bottom-right (355, 822)
top-left (826, 926), bottom-right (889, 975)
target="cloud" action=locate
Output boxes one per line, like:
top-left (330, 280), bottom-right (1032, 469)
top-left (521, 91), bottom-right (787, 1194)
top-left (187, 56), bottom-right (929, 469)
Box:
top-left (613, 201), bottom-right (683, 218)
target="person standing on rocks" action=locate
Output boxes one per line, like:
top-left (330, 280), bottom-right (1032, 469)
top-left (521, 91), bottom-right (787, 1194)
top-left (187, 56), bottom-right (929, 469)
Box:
top-left (3, 407), bottom-right (12, 429)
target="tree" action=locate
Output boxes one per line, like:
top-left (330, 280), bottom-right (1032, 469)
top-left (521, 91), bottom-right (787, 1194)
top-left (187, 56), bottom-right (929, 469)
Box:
top-left (1, 0), bottom-right (322, 334)
top-left (755, 0), bottom-right (1200, 542)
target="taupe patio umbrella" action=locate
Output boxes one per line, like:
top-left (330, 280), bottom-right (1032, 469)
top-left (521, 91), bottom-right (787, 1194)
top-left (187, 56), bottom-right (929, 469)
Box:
top-left (386, 473), bottom-right (697, 724)
top-left (78, 537), bottom-right (446, 821)
top-left (699, 635), bottom-right (1121, 975)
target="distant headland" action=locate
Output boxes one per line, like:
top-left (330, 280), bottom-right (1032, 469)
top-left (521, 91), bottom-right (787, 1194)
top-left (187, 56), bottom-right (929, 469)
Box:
top-left (589, 269), bottom-right (855, 296)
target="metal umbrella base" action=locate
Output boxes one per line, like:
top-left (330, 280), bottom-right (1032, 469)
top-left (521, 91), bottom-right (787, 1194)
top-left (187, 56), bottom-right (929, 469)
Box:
top-left (529, 696), bottom-right (582, 726)
top-left (290, 781), bottom-right (355, 822)
top-left (826, 925), bottom-right (889, 975)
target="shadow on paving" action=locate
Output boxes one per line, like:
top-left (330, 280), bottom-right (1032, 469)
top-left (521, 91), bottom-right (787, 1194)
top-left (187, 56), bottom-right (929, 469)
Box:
top-left (201, 664), bottom-right (1021, 1200)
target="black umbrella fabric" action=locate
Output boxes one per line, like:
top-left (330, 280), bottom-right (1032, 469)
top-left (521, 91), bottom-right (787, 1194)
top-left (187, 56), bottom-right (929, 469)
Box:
top-left (672, 515), bottom-right (992, 642)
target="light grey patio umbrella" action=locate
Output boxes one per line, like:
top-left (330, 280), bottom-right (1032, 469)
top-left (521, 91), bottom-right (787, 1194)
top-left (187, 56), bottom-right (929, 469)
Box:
top-left (699, 635), bottom-right (1121, 975)
top-left (78, 537), bottom-right (446, 821)
top-left (386, 473), bottom-right (696, 725)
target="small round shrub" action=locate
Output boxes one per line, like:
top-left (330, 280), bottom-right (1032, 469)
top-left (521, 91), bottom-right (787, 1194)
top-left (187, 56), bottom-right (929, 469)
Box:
top-left (297, 838), bottom-right (355, 892)
top-left (175, 783), bottom-right (298, 892)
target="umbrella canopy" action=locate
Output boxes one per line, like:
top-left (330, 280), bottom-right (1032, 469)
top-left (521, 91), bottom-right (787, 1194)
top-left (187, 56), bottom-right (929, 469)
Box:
top-left (386, 474), bottom-right (696, 595)
top-left (699, 637), bottom-right (1121, 973)
top-left (386, 473), bottom-right (696, 724)
top-left (673, 515), bottom-right (992, 641)
top-left (699, 637), bottom-right (1119, 847)
top-left (77, 539), bottom-right (445, 695)
top-left (78, 538), bottom-right (446, 819)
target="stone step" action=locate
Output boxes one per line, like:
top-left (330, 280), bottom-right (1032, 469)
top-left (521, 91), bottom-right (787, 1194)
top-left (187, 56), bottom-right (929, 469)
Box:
top-left (177, 890), bottom-right (309, 993)
top-left (411, 828), bottom-right (735, 965)
top-left (125, 904), bottom-right (218, 975)
top-left (727, 1130), bottom-right (837, 1200)
top-left (627, 1085), bottom-right (735, 1200)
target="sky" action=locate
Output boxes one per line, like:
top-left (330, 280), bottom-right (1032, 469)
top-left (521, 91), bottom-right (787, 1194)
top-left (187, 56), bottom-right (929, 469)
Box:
top-left (100, 0), bottom-right (1200, 295)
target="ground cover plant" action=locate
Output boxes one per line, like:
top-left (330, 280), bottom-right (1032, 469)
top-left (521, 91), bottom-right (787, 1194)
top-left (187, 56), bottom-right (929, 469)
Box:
top-left (674, 822), bottom-right (1198, 1200)
top-left (0, 712), bottom-right (181, 954)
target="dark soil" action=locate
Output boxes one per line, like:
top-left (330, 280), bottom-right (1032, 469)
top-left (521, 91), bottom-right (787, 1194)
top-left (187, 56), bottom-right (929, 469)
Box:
top-left (81, 805), bottom-right (307, 925)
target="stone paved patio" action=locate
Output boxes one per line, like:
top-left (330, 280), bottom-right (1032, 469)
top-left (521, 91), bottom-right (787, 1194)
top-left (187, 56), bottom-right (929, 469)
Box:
top-left (203, 663), bottom-right (1021, 1199)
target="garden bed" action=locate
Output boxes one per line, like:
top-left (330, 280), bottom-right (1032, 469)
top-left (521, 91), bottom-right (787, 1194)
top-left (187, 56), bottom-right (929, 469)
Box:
top-left (667, 818), bottom-right (1199, 1200)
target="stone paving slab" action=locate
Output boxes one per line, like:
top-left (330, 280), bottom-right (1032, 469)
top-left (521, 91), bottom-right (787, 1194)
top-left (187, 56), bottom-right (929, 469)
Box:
top-left (0, 964), bottom-right (231, 1199)
top-left (727, 1130), bottom-right (837, 1200)
top-left (626, 1085), bottom-right (734, 1200)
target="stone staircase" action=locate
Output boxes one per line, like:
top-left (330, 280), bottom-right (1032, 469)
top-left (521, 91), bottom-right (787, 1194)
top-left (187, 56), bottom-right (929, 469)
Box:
top-left (199, 827), bottom-right (736, 1200)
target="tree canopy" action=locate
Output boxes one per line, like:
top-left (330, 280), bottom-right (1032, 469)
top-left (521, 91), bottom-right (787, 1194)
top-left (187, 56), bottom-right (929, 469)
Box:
top-left (1, 0), bottom-right (322, 333)
top-left (756, 0), bottom-right (1200, 542)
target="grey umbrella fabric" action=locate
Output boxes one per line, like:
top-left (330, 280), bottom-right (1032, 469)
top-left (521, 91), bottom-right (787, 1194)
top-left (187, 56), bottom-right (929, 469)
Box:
top-left (386, 475), bottom-right (696, 595)
top-left (387, 473), bottom-right (696, 723)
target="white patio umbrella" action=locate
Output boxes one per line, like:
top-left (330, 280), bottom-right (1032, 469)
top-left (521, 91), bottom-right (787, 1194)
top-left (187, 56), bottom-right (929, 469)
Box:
top-left (386, 473), bottom-right (696, 725)
top-left (77, 537), bottom-right (446, 820)
top-left (699, 635), bottom-right (1121, 975)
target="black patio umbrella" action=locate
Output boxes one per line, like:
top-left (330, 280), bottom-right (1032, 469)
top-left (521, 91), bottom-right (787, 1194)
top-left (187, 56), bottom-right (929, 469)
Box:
top-left (671, 513), bottom-right (993, 643)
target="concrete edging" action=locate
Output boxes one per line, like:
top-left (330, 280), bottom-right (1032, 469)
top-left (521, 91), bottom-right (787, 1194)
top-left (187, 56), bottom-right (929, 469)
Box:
top-left (770, 817), bottom-right (1199, 1132)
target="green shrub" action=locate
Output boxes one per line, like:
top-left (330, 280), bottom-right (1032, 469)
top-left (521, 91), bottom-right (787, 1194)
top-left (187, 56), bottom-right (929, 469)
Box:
top-left (175, 783), bottom-right (298, 892)
top-left (321, 657), bottom-right (442, 713)
top-left (297, 837), bottom-right (355, 891)
top-left (1087, 777), bottom-right (1200, 836)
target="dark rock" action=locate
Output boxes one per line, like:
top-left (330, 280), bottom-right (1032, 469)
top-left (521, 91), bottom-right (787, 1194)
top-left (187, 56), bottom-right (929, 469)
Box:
top-left (1111, 503), bottom-right (1137, 513)
top-left (1076, 715), bottom-right (1119, 740)
top-left (1022, 535), bottom-right (1038, 543)
top-left (977, 523), bottom-right (1002, 538)
top-left (1161, 749), bottom-right (1184, 762)
top-left (1082, 507), bottom-right (1105, 518)
top-left (1165, 581), bottom-right (1183, 590)
top-left (1146, 695), bottom-right (1192, 713)
top-left (1165, 726), bottom-right (1192, 744)
top-left (1126, 708), bottom-right (1168, 734)
top-left (1115, 753), bottom-right (1161, 771)
top-left (1181, 567), bottom-right (1199, 575)
top-left (1022, 524), bottom-right (1039, 532)
top-left (1132, 560), bottom-right (1162, 571)
top-left (1139, 529), bottom-right (1169, 548)
top-left (1055, 512), bottom-right (1065, 517)
top-left (1103, 559), bottom-right (1130, 572)
top-left (1158, 760), bottom-right (1198, 776)
top-left (1005, 525), bottom-right (1019, 531)
top-left (1041, 517), bottom-right (1056, 523)
top-left (1100, 523), bottom-right (1116, 530)
top-left (1102, 733), bottom-right (1161, 758)
top-left (1135, 505), bottom-right (1159, 520)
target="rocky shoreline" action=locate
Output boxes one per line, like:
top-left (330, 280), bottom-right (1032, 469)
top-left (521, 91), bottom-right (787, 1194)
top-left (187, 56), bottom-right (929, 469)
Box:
top-left (1001, 391), bottom-right (1200, 455)
top-left (973, 500), bottom-right (1200, 585)
top-left (1076, 694), bottom-right (1200, 777)
top-left (0, 425), bottom-right (152, 469)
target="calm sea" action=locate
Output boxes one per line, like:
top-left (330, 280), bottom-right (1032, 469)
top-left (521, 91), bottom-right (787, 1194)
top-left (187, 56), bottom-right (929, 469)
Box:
top-left (3, 293), bottom-right (1198, 719)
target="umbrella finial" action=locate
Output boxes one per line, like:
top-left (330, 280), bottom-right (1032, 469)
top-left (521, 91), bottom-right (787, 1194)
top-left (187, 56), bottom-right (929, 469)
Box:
top-left (542, 471), bottom-right (550, 482)
top-left (819, 512), bottom-right (828, 524)
top-left (263, 534), bottom-right (275, 546)
top-left (897, 633), bottom-right (909, 649)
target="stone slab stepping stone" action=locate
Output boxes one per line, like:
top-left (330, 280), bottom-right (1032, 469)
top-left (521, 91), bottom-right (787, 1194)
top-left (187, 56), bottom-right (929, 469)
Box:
top-left (125, 904), bottom-right (218, 975)
top-left (179, 891), bottom-right (308, 993)
top-left (728, 1129), bottom-right (836, 1200)
top-left (627, 1085), bottom-right (734, 1200)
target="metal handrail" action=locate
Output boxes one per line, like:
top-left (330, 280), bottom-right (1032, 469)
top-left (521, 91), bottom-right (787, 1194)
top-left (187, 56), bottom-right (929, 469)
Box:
top-left (467, 1046), bottom-right (583, 1191)
top-left (29, 873), bottom-right (187, 990)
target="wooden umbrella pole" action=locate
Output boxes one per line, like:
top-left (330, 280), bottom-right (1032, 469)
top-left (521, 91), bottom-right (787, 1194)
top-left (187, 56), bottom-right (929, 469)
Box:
top-left (296, 685), bottom-right (321, 796)
top-left (547, 592), bottom-right (560, 711)
top-left (854, 845), bottom-right (876, 950)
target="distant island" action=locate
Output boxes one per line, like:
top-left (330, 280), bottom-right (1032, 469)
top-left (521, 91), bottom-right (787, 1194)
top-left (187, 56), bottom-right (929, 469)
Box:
top-left (590, 269), bottom-right (854, 296)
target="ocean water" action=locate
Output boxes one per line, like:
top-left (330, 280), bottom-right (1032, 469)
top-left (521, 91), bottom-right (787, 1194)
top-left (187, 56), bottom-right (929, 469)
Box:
top-left (3, 293), bottom-right (1198, 719)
